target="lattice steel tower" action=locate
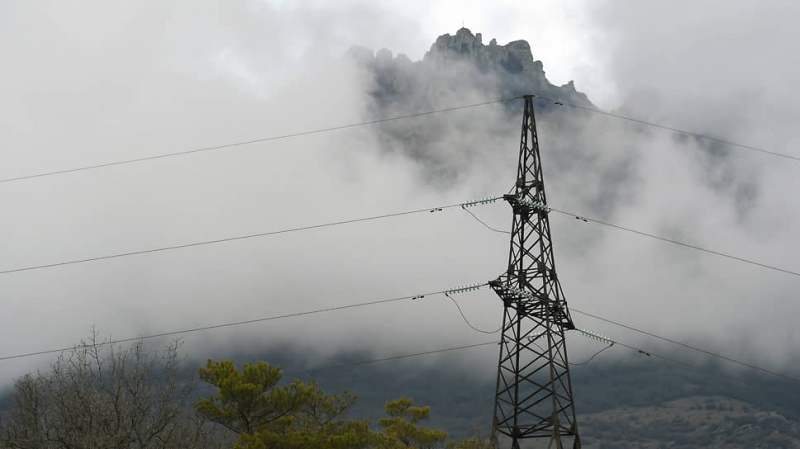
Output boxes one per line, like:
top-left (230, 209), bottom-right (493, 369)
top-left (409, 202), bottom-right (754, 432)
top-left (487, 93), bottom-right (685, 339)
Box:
top-left (490, 95), bottom-right (581, 449)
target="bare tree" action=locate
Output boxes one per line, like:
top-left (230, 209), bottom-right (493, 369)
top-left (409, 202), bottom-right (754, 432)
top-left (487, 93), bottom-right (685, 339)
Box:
top-left (0, 334), bottom-right (234, 449)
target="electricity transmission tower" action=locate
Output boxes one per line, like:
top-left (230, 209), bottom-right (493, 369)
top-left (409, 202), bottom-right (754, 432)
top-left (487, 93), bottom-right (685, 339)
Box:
top-left (490, 95), bottom-right (581, 449)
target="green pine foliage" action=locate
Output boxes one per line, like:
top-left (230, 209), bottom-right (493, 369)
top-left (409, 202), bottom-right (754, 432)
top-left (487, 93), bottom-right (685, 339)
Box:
top-left (378, 397), bottom-right (448, 448)
top-left (195, 359), bottom-right (495, 449)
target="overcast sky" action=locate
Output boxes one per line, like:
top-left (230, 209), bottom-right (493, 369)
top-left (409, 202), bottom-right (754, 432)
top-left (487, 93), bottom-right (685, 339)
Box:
top-left (0, 0), bottom-right (798, 385)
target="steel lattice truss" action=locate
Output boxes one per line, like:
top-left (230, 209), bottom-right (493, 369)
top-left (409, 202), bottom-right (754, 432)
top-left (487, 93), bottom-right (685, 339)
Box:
top-left (490, 95), bottom-right (581, 449)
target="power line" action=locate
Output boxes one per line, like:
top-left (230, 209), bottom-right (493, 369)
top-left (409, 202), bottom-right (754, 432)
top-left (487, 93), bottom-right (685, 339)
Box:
top-left (1, 275), bottom-right (791, 388)
top-left (505, 197), bottom-right (797, 278)
top-left (571, 307), bottom-right (800, 384)
top-left (573, 328), bottom-right (744, 382)
top-left (197, 334), bottom-right (745, 393)
top-left (282, 341), bottom-right (498, 377)
top-left (548, 206), bottom-right (800, 278)
top-left (533, 94), bottom-right (800, 163)
top-left (461, 207), bottom-right (510, 235)
top-left (569, 343), bottom-right (613, 366)
top-left (0, 98), bottom-right (513, 185)
top-left (195, 332), bottom-right (757, 390)
top-left (197, 332), bottom-right (747, 393)
top-left (2, 196), bottom-right (794, 287)
top-left (493, 329), bottom-right (750, 385)
top-left (3, 93), bottom-right (794, 188)
top-left (606, 336), bottom-right (745, 384)
top-left (0, 199), bottom-right (496, 276)
top-left (0, 282), bottom-right (492, 363)
top-left (444, 292), bottom-right (501, 334)
top-left (195, 340), bottom-right (500, 391)
top-left (0, 289), bottom-right (455, 362)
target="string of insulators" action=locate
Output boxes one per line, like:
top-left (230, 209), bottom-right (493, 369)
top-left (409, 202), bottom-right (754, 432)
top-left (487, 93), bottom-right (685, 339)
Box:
top-left (445, 283), bottom-right (485, 295)
top-left (515, 197), bottom-right (550, 213)
top-left (461, 197), bottom-right (501, 208)
top-left (577, 329), bottom-right (614, 345)
top-left (503, 284), bottom-right (535, 300)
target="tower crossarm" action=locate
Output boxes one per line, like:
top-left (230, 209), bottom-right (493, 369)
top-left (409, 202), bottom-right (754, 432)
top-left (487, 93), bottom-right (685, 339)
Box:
top-left (502, 194), bottom-right (551, 215)
top-left (488, 280), bottom-right (575, 330)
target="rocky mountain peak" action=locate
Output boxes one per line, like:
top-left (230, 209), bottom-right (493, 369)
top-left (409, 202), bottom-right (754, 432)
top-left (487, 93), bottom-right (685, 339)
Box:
top-left (424, 28), bottom-right (540, 78)
top-left (347, 29), bottom-right (593, 111)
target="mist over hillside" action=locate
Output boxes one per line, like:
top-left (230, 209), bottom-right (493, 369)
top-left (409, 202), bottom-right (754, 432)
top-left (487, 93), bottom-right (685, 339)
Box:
top-left (344, 28), bottom-right (596, 182)
top-left (2, 341), bottom-right (798, 447)
top-left (177, 344), bottom-right (800, 447)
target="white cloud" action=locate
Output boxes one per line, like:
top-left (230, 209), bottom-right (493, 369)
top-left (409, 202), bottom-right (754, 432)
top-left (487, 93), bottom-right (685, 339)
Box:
top-left (0, 0), bottom-right (797, 386)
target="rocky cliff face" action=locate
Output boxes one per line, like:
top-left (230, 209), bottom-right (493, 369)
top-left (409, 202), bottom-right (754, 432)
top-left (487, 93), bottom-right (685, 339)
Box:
top-left (348, 27), bottom-right (593, 112)
top-left (425, 29), bottom-right (540, 77)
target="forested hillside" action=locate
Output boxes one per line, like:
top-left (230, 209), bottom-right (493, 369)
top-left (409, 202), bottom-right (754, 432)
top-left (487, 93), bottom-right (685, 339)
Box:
top-left (2, 342), bottom-right (798, 448)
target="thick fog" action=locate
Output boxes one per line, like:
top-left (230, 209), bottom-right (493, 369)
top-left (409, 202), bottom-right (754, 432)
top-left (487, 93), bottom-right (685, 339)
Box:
top-left (0, 0), bottom-right (797, 386)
